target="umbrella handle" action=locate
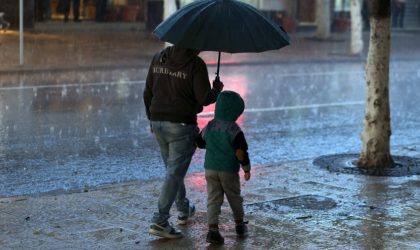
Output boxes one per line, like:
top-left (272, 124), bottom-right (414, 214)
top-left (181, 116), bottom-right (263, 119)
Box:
top-left (215, 51), bottom-right (221, 82)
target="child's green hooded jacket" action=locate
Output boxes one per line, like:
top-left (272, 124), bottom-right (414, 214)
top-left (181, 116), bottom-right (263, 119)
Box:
top-left (197, 91), bottom-right (250, 173)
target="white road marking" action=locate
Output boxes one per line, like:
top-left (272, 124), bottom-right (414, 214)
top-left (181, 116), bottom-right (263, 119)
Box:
top-left (0, 67), bottom-right (417, 91)
top-left (198, 101), bottom-right (364, 117)
top-left (0, 80), bottom-right (146, 91)
top-left (0, 78), bottom-right (365, 115)
top-left (0, 70), bottom-right (364, 91)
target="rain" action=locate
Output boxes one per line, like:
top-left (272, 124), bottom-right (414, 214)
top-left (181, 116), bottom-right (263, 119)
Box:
top-left (0, 0), bottom-right (419, 248)
top-left (1, 45), bottom-right (419, 196)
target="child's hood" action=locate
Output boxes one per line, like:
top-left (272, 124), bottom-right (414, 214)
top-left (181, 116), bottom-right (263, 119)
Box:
top-left (215, 91), bottom-right (244, 122)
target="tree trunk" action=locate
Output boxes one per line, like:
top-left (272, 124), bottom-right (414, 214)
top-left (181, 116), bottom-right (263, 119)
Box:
top-left (350, 0), bottom-right (364, 54)
top-left (164, 0), bottom-right (177, 19)
top-left (179, 0), bottom-right (190, 8)
top-left (358, 0), bottom-right (394, 169)
top-left (316, 0), bottom-right (331, 39)
top-left (163, 0), bottom-right (178, 46)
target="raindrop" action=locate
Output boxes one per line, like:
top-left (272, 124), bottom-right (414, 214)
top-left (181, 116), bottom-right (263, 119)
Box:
top-left (61, 87), bottom-right (67, 98)
top-left (88, 105), bottom-right (93, 111)
top-left (94, 136), bottom-right (100, 144)
top-left (50, 126), bottom-right (55, 133)
top-left (104, 127), bottom-right (108, 134)
top-left (5, 105), bottom-right (9, 110)
top-left (105, 86), bottom-right (109, 91)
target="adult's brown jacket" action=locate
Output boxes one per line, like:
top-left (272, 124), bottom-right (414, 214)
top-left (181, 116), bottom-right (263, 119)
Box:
top-left (143, 46), bottom-right (219, 124)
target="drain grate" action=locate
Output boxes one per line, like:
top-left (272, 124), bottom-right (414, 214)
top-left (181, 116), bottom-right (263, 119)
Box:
top-left (245, 195), bottom-right (337, 212)
top-left (314, 154), bottom-right (420, 176)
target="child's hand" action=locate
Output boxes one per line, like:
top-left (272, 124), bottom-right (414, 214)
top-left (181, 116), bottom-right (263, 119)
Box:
top-left (244, 171), bottom-right (251, 181)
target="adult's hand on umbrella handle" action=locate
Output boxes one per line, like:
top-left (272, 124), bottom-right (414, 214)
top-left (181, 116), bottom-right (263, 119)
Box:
top-left (212, 78), bottom-right (224, 92)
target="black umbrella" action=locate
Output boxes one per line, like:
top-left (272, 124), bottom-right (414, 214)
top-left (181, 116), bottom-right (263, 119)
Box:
top-left (153, 0), bottom-right (290, 81)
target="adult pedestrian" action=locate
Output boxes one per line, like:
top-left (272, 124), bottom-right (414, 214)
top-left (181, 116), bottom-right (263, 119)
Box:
top-left (361, 0), bottom-right (370, 30)
top-left (392, 0), bottom-right (406, 28)
top-left (0, 12), bottom-right (10, 30)
top-left (35, 0), bottom-right (51, 22)
top-left (62, 0), bottom-right (81, 22)
top-left (95, 0), bottom-right (108, 22)
top-left (143, 46), bottom-right (224, 239)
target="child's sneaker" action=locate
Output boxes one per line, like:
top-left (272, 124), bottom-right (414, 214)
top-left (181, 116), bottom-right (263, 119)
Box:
top-left (148, 222), bottom-right (183, 239)
top-left (177, 204), bottom-right (195, 225)
top-left (206, 229), bottom-right (224, 244)
top-left (235, 221), bottom-right (249, 238)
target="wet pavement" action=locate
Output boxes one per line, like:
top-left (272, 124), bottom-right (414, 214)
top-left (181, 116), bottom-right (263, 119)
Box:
top-left (1, 158), bottom-right (419, 249)
top-left (0, 23), bottom-right (420, 249)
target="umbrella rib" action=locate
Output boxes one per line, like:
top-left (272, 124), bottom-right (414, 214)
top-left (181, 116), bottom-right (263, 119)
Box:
top-left (233, 2), bottom-right (260, 52)
top-left (184, 2), bottom-right (218, 51)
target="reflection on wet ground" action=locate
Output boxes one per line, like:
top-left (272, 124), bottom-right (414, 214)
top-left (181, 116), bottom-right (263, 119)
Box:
top-left (0, 61), bottom-right (419, 196)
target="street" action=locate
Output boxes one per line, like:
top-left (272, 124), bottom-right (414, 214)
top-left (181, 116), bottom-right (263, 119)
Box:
top-left (1, 57), bottom-right (419, 197)
top-left (1, 26), bottom-right (420, 249)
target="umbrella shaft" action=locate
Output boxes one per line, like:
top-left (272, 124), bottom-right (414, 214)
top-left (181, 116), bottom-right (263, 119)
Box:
top-left (216, 51), bottom-right (221, 80)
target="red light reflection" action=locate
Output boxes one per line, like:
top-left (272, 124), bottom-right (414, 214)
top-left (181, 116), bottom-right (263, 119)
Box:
top-left (186, 173), bottom-right (207, 192)
top-left (197, 75), bottom-right (248, 129)
top-left (204, 58), bottom-right (240, 66)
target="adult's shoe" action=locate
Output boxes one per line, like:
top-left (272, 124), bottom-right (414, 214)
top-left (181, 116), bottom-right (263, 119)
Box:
top-left (177, 204), bottom-right (195, 225)
top-left (148, 222), bottom-right (183, 239)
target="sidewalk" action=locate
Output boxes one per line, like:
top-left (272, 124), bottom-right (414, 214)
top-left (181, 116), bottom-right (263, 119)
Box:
top-left (1, 23), bottom-right (420, 76)
top-left (1, 147), bottom-right (419, 249)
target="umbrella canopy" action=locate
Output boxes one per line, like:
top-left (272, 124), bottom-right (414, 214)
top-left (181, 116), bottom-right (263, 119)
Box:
top-left (154, 0), bottom-right (290, 53)
top-left (153, 0), bottom-right (290, 79)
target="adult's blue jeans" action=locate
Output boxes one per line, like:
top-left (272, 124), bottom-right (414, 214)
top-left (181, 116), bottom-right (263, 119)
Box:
top-left (151, 121), bottom-right (198, 225)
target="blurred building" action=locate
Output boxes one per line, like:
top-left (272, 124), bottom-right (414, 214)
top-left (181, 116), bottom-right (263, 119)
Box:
top-left (0, 0), bottom-right (146, 28)
top-left (0, 0), bottom-right (35, 28)
top-left (0, 0), bottom-right (419, 30)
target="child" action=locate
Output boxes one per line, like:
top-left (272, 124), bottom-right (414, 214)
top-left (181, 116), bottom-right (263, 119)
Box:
top-left (196, 90), bottom-right (251, 245)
